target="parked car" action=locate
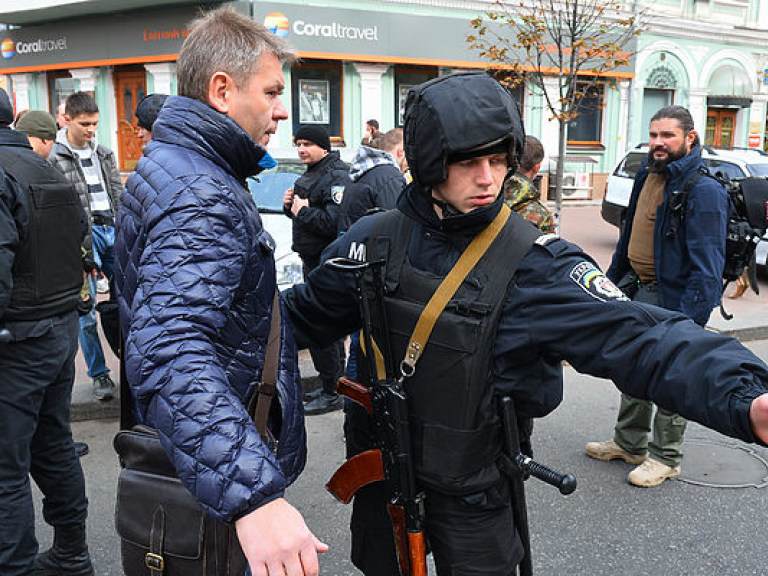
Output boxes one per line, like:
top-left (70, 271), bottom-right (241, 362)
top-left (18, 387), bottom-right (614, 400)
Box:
top-left (601, 145), bottom-right (768, 272)
top-left (248, 158), bottom-right (305, 291)
top-left (601, 145), bottom-right (768, 230)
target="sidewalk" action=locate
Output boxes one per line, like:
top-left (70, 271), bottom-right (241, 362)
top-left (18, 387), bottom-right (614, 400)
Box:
top-left (72, 203), bottom-right (768, 420)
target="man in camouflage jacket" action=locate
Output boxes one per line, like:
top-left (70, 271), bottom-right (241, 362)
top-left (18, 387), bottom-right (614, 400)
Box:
top-left (503, 135), bottom-right (554, 233)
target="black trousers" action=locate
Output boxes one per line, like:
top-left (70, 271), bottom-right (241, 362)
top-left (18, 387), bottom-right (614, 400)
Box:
top-left (302, 259), bottom-right (346, 390)
top-left (350, 477), bottom-right (523, 576)
top-left (0, 311), bottom-right (88, 575)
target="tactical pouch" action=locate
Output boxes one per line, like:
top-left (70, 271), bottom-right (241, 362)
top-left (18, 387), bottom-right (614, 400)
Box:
top-left (114, 426), bottom-right (246, 576)
top-left (616, 270), bottom-right (639, 300)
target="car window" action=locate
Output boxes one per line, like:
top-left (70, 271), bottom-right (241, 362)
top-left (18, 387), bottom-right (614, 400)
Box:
top-left (615, 152), bottom-right (645, 179)
top-left (746, 163), bottom-right (768, 177)
top-left (704, 160), bottom-right (746, 181)
top-left (248, 172), bottom-right (301, 212)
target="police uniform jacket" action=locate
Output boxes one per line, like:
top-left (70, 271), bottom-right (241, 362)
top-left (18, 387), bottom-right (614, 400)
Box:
top-left (606, 145), bottom-right (728, 326)
top-left (114, 96), bottom-right (306, 523)
top-left (285, 150), bottom-right (349, 265)
top-left (285, 182), bottom-right (768, 455)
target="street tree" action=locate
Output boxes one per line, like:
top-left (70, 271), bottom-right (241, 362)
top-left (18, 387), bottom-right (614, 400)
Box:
top-left (468, 0), bottom-right (642, 230)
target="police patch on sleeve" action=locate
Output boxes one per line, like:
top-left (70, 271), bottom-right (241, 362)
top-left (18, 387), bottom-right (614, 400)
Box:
top-left (331, 185), bottom-right (345, 205)
top-left (569, 261), bottom-right (629, 302)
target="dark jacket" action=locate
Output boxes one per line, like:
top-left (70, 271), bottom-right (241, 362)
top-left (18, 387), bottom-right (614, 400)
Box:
top-left (49, 130), bottom-right (122, 259)
top-left (286, 183), bottom-right (767, 451)
top-left (114, 96), bottom-right (306, 523)
top-left (0, 160), bottom-right (25, 320)
top-left (337, 146), bottom-right (406, 233)
top-left (285, 151), bottom-right (349, 265)
top-left (0, 129), bottom-right (83, 322)
top-left (606, 145), bottom-right (728, 326)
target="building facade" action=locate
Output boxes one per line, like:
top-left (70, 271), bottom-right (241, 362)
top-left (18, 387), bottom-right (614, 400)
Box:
top-left (1, 0), bottom-right (767, 199)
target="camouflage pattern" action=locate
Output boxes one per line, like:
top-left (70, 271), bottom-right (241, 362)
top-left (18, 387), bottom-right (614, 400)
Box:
top-left (503, 173), bottom-right (555, 233)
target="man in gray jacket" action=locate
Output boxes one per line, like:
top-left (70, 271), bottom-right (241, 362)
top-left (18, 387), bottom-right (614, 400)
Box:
top-left (49, 92), bottom-right (121, 402)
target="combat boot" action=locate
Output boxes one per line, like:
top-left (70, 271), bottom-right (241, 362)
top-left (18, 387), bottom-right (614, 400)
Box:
top-left (32, 523), bottom-right (94, 576)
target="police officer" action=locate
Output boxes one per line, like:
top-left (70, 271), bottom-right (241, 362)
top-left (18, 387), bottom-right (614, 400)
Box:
top-left (0, 89), bottom-right (93, 575)
top-left (283, 73), bottom-right (768, 575)
top-left (283, 125), bottom-right (350, 414)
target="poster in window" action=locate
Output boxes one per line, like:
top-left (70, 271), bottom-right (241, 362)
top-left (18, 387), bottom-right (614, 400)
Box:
top-left (398, 84), bottom-right (414, 126)
top-left (299, 79), bottom-right (330, 124)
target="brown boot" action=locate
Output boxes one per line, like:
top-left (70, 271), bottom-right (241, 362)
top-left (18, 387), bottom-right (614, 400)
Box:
top-left (728, 273), bottom-right (749, 299)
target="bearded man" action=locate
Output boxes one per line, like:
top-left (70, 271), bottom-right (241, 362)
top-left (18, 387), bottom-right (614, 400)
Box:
top-left (586, 105), bottom-right (729, 487)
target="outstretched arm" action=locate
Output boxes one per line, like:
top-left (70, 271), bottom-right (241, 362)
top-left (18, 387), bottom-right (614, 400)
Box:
top-left (236, 498), bottom-right (328, 576)
top-left (751, 394), bottom-right (768, 444)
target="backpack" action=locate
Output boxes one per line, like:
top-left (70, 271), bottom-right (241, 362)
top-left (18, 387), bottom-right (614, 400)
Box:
top-left (671, 168), bottom-right (768, 320)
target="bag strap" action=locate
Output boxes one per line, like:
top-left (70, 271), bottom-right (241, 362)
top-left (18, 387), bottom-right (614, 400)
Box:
top-left (249, 290), bottom-right (282, 443)
top-left (119, 289), bottom-right (283, 442)
top-left (400, 204), bottom-right (511, 377)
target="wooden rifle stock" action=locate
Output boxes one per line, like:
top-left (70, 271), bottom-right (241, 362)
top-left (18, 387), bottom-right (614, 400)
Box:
top-left (337, 376), bottom-right (373, 413)
top-left (387, 503), bottom-right (428, 576)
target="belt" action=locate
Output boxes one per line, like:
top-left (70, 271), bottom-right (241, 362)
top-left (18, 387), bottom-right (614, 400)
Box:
top-left (92, 214), bottom-right (114, 226)
top-left (638, 279), bottom-right (659, 291)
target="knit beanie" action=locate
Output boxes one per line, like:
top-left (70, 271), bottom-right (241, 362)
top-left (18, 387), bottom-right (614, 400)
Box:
top-left (15, 110), bottom-right (57, 140)
top-left (0, 88), bottom-right (13, 127)
top-left (294, 125), bottom-right (331, 152)
top-left (135, 94), bottom-right (168, 131)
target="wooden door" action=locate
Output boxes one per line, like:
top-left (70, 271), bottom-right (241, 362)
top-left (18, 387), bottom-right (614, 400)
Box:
top-left (114, 68), bottom-right (146, 171)
top-left (705, 109), bottom-right (737, 148)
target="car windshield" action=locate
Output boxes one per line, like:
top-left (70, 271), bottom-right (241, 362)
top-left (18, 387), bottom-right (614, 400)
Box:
top-left (247, 163), bottom-right (304, 212)
top-left (746, 163), bottom-right (768, 177)
top-left (615, 152), bottom-right (645, 179)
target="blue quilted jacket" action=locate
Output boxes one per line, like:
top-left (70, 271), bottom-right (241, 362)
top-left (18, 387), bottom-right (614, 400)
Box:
top-left (114, 96), bottom-right (306, 522)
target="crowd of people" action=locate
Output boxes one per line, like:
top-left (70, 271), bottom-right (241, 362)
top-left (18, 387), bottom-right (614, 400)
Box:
top-left (2, 6), bottom-right (768, 576)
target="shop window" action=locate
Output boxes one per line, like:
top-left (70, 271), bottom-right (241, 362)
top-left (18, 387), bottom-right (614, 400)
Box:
top-left (394, 66), bottom-right (438, 127)
top-left (291, 60), bottom-right (343, 142)
top-left (568, 82), bottom-right (604, 147)
top-left (48, 71), bottom-right (75, 117)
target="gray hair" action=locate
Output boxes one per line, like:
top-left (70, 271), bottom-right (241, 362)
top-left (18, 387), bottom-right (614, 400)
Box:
top-left (177, 7), bottom-right (297, 103)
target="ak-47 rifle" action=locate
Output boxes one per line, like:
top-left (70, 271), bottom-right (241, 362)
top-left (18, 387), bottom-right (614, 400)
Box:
top-left (324, 257), bottom-right (427, 576)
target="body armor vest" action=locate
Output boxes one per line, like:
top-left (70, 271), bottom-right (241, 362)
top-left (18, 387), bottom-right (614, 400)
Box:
top-left (0, 147), bottom-right (82, 321)
top-left (360, 209), bottom-right (540, 494)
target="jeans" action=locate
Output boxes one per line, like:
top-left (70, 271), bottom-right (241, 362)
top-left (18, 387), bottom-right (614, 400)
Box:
top-left (79, 224), bottom-right (114, 380)
top-left (0, 311), bottom-right (88, 575)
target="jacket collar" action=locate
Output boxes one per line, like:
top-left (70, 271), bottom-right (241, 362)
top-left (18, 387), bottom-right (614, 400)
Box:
top-left (150, 96), bottom-right (267, 183)
top-left (0, 128), bottom-right (33, 149)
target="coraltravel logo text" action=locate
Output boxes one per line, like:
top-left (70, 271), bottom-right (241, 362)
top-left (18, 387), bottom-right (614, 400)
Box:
top-left (264, 12), bottom-right (378, 42)
top-left (1, 36), bottom-right (68, 59)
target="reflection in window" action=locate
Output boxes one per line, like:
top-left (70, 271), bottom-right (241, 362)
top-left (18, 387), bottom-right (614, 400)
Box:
top-left (291, 60), bottom-right (342, 141)
top-left (47, 72), bottom-right (75, 118)
top-left (568, 82), bottom-right (604, 146)
top-left (394, 66), bottom-right (438, 127)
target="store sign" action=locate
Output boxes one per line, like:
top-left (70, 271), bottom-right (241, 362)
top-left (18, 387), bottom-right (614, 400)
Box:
top-left (0, 1), bottom-right (635, 74)
top-left (253, 2), bottom-right (636, 72)
top-left (749, 134), bottom-right (762, 148)
top-left (0, 1), bottom-right (247, 72)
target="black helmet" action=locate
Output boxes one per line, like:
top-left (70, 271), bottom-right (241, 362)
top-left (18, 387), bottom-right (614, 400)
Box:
top-left (403, 72), bottom-right (525, 187)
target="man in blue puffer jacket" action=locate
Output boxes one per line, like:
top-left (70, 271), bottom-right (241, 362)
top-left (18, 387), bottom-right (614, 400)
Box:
top-left (114, 8), bottom-right (326, 575)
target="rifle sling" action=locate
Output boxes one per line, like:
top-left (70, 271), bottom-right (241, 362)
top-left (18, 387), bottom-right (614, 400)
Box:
top-left (400, 203), bottom-right (511, 376)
